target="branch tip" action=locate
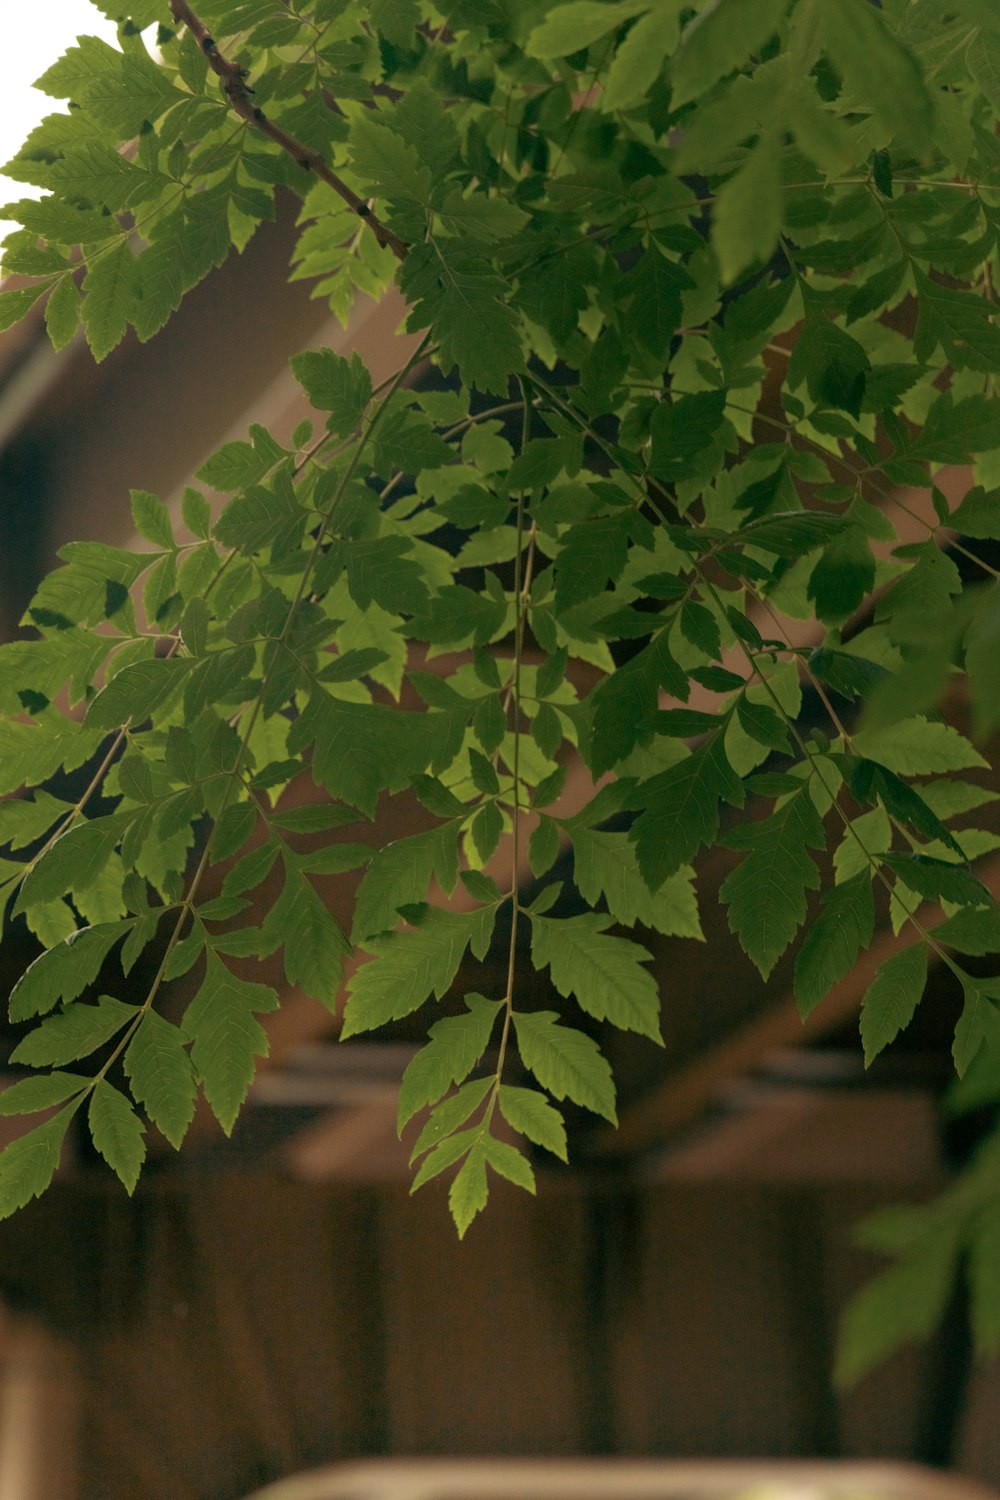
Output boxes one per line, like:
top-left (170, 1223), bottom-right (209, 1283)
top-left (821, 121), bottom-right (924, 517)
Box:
top-left (167, 0), bottom-right (408, 261)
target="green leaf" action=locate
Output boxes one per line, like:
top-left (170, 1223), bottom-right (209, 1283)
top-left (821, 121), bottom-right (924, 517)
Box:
top-left (853, 717), bottom-right (988, 775)
top-left (950, 486), bottom-right (1000, 539)
top-left (602, 6), bottom-right (679, 110)
top-left (474, 694), bottom-right (506, 756)
top-left (398, 994), bottom-right (503, 1131)
top-left (787, 302), bottom-right (870, 418)
top-left (24, 899), bottom-right (78, 948)
top-left (859, 942), bottom-right (928, 1067)
top-left (736, 698), bottom-right (792, 754)
top-left (0, 283), bottom-right (48, 333)
top-left (498, 1085), bottom-right (568, 1161)
top-left (966, 582), bottom-right (1000, 739)
top-left (352, 826), bottom-right (457, 943)
top-left (808, 528), bottom-right (876, 625)
top-left (631, 733), bottom-right (745, 890)
top-left (124, 1010), bottom-right (197, 1149)
top-left (29, 539), bottom-right (148, 627)
top-left (213, 471), bottom-right (303, 554)
top-left (969, 1199), bottom-right (1000, 1357)
top-left (409, 1077), bottom-right (492, 1163)
top-left (571, 827), bottom-right (702, 938)
top-left (905, 392), bottom-right (1000, 464)
top-left (288, 690), bottom-right (453, 816)
top-left (408, 584), bottom-right (506, 646)
top-left (291, 348), bottom-right (372, 436)
top-left (920, 779), bottom-right (998, 820)
top-left (331, 535), bottom-right (429, 615)
top-left (449, 1140), bottom-right (490, 1237)
top-left (44, 274), bottom-right (81, 351)
top-left (820, 0), bottom-right (934, 152)
top-left (0, 720), bottom-right (102, 799)
top-left (411, 1124), bottom-right (480, 1187)
top-left (913, 264), bottom-right (1000, 372)
top-left (471, 801), bottom-right (504, 863)
top-left (8, 920), bottom-right (134, 1022)
top-left (531, 911), bottom-right (662, 1041)
top-left (263, 864), bottom-right (351, 1011)
top-left (794, 871), bottom-right (875, 1019)
top-left (88, 1080), bottom-right (145, 1193)
top-left (350, 116), bottom-right (432, 202)
top-left (10, 994), bottom-right (139, 1068)
top-left (713, 132), bottom-right (783, 284)
top-left (836, 1224), bottom-right (960, 1385)
top-left (968, 25), bottom-right (1000, 112)
top-left (0, 1107), bottom-right (77, 1222)
top-left (882, 853), bottom-right (990, 910)
top-left (342, 906), bottom-right (496, 1038)
top-left (672, 0), bottom-right (790, 107)
top-left (650, 390), bottom-right (728, 481)
top-left (18, 814), bottom-right (126, 909)
top-left (513, 1010), bottom-right (616, 1124)
top-left (934, 904), bottom-right (1000, 957)
top-left (720, 790), bottom-right (825, 980)
top-left (590, 629), bottom-right (690, 775)
top-left (401, 243), bottom-right (523, 394)
top-left (371, 0), bottom-right (420, 45)
top-left (369, 412), bottom-right (453, 475)
top-left (436, 190), bottom-right (528, 243)
top-left (483, 1135), bottom-right (536, 1194)
top-left (86, 658), bottom-right (190, 729)
top-left (182, 953), bottom-right (278, 1135)
top-left (622, 245), bottom-right (693, 360)
top-left (953, 976), bottom-right (1000, 1078)
top-left (196, 441), bottom-right (270, 492)
top-left (554, 513), bottom-right (634, 611)
top-left (182, 487), bottom-right (211, 539)
top-left (526, 814), bottom-right (559, 878)
top-left (129, 488), bottom-right (174, 550)
top-left (82, 240), bottom-right (137, 362)
top-left (526, 0), bottom-right (651, 58)
top-left (0, 1072), bottom-right (89, 1116)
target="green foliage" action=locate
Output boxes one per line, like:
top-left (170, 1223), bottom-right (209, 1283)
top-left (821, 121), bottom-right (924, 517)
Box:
top-left (2, 0), bottom-right (1000, 1367)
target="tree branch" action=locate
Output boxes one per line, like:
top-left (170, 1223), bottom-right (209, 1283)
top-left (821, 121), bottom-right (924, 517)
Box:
top-left (167, 0), bottom-right (409, 261)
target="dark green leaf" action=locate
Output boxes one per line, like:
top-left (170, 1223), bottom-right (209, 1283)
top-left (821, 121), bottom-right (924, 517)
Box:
top-left (860, 942), bottom-right (928, 1066)
top-left (720, 790), bottom-right (824, 979)
top-left (795, 872), bottom-right (875, 1018)
top-left (631, 733), bottom-right (745, 890)
top-left (291, 347), bottom-right (372, 436)
top-left (882, 853), bottom-right (991, 910)
top-left (821, 0), bottom-right (934, 152)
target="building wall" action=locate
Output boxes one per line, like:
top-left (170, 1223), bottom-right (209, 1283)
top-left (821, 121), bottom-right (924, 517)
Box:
top-left (0, 1167), bottom-right (989, 1500)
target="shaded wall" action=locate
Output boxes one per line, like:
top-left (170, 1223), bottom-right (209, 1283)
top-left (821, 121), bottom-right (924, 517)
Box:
top-left (0, 1170), bottom-right (987, 1500)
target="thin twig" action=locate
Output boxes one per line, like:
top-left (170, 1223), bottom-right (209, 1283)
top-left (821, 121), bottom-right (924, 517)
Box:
top-left (167, 0), bottom-right (409, 261)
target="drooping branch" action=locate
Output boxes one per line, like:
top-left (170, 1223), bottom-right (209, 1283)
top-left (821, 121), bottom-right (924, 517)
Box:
top-left (167, 0), bottom-right (409, 262)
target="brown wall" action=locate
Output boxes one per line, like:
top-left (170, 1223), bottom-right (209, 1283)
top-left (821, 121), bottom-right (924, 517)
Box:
top-left (0, 1169), bottom-right (988, 1500)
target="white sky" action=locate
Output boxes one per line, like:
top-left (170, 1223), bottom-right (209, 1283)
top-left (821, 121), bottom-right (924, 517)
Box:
top-left (1, 1), bottom-right (120, 252)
